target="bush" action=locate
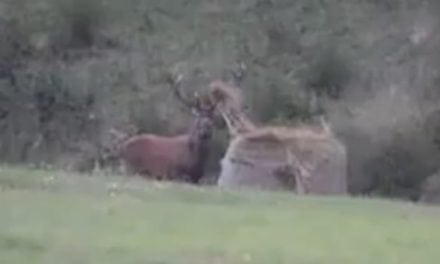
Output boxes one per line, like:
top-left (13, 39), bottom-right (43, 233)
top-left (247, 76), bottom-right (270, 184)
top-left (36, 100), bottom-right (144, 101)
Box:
top-left (304, 45), bottom-right (353, 100)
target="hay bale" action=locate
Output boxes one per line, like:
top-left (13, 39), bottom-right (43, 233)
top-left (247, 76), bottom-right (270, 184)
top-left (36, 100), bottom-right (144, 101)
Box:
top-left (419, 173), bottom-right (440, 204)
top-left (217, 126), bottom-right (347, 195)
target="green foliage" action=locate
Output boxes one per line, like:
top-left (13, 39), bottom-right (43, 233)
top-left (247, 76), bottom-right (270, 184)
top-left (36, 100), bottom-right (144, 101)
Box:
top-left (0, 166), bottom-right (440, 264)
top-left (304, 45), bottom-right (353, 99)
top-left (53, 0), bottom-right (105, 49)
top-left (1, 0), bottom-right (440, 198)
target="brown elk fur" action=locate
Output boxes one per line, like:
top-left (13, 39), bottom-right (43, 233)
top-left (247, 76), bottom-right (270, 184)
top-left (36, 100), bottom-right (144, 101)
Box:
top-left (117, 134), bottom-right (204, 182)
top-left (109, 112), bottom-right (215, 184)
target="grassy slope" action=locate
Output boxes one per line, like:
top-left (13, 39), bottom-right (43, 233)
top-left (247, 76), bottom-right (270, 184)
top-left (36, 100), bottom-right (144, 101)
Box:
top-left (0, 167), bottom-right (439, 264)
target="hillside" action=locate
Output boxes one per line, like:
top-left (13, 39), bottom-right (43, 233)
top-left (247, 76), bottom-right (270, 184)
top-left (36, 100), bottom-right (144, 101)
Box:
top-left (0, 166), bottom-right (439, 263)
top-left (2, 0), bottom-right (440, 199)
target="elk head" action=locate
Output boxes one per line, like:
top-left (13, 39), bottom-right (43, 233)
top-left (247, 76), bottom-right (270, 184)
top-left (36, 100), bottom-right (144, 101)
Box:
top-left (165, 73), bottom-right (221, 141)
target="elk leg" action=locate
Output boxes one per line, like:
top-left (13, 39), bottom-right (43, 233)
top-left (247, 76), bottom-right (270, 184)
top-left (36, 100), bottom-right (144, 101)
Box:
top-left (187, 161), bottom-right (207, 184)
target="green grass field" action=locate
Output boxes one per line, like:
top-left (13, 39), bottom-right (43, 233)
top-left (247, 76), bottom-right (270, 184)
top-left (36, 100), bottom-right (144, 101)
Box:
top-left (0, 166), bottom-right (439, 264)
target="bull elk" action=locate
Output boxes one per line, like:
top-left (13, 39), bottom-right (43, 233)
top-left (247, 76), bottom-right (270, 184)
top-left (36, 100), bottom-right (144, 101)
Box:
top-left (107, 74), bottom-right (220, 184)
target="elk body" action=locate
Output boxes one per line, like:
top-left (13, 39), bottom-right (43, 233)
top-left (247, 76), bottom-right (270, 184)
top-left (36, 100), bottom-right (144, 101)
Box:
top-left (209, 80), bottom-right (348, 195)
top-left (116, 118), bottom-right (213, 183)
top-left (108, 75), bottom-right (219, 184)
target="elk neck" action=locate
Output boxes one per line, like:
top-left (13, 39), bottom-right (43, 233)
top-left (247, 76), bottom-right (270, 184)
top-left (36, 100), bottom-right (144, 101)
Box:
top-left (186, 115), bottom-right (213, 154)
top-left (183, 115), bottom-right (213, 183)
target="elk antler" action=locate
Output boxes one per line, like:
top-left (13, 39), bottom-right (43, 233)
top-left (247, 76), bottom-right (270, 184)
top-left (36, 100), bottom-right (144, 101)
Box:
top-left (165, 72), bottom-right (195, 110)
